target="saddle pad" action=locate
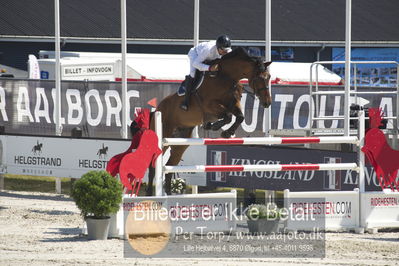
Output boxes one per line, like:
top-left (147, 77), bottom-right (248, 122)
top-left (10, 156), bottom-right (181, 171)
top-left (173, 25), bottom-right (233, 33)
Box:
top-left (177, 84), bottom-right (186, 96)
top-left (177, 72), bottom-right (205, 96)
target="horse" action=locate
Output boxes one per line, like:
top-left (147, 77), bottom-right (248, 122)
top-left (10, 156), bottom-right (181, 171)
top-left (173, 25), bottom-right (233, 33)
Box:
top-left (97, 144), bottom-right (108, 159)
top-left (32, 141), bottom-right (43, 155)
top-left (147, 47), bottom-right (272, 195)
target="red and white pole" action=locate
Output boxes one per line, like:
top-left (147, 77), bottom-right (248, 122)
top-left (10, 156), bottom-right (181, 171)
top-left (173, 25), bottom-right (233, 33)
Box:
top-left (164, 163), bottom-right (358, 174)
top-left (163, 136), bottom-right (359, 146)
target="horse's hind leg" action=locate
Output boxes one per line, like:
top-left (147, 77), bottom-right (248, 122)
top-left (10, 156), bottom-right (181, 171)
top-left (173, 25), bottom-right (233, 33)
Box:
top-left (221, 106), bottom-right (244, 138)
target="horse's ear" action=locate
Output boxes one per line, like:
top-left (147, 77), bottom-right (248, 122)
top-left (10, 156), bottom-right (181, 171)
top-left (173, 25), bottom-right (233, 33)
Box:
top-left (264, 61), bottom-right (272, 68)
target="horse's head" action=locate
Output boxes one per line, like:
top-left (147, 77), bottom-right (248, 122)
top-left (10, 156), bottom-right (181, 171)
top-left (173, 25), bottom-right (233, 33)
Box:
top-left (248, 60), bottom-right (272, 108)
top-left (219, 47), bottom-right (272, 108)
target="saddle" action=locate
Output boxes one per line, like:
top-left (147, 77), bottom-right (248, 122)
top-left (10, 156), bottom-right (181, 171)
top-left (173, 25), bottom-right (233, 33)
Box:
top-left (177, 70), bottom-right (205, 96)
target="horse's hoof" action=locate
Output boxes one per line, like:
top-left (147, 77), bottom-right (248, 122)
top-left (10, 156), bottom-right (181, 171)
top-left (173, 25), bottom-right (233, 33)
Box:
top-left (221, 130), bottom-right (233, 138)
top-left (203, 122), bottom-right (212, 130)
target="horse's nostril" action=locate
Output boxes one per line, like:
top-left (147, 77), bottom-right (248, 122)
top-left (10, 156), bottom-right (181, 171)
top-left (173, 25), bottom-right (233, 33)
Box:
top-left (264, 101), bottom-right (271, 108)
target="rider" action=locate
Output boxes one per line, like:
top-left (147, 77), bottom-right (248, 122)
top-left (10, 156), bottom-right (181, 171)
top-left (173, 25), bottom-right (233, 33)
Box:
top-left (180, 35), bottom-right (232, 111)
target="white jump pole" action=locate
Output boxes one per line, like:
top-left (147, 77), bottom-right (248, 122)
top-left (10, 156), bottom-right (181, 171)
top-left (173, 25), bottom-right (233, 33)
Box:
top-left (120, 0), bottom-right (128, 139)
top-left (54, 0), bottom-right (62, 194)
top-left (264, 0), bottom-right (274, 203)
top-left (154, 111), bottom-right (164, 196)
top-left (264, 0), bottom-right (271, 137)
top-left (193, 0), bottom-right (200, 51)
top-left (358, 110), bottom-right (365, 193)
top-left (344, 0), bottom-right (352, 136)
top-left (357, 110), bottom-right (365, 233)
top-left (163, 136), bottom-right (359, 146)
top-left (191, 0), bottom-right (200, 194)
top-left (54, 0), bottom-right (62, 138)
top-left (192, 0), bottom-right (200, 141)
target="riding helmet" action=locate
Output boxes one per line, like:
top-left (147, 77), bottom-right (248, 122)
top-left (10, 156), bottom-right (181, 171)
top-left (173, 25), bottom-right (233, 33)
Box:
top-left (216, 35), bottom-right (231, 50)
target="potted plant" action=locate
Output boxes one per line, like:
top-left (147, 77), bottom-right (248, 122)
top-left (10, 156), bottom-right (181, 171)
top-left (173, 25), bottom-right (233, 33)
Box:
top-left (71, 170), bottom-right (123, 240)
top-left (246, 203), bottom-right (281, 234)
top-left (170, 176), bottom-right (186, 195)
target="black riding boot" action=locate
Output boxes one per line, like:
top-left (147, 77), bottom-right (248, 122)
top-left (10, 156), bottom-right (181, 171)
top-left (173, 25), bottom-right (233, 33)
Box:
top-left (180, 76), bottom-right (194, 111)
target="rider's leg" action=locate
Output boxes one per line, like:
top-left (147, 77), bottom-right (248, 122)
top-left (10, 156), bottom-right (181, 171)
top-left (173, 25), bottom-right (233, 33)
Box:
top-left (180, 75), bottom-right (194, 111)
top-left (180, 55), bottom-right (197, 111)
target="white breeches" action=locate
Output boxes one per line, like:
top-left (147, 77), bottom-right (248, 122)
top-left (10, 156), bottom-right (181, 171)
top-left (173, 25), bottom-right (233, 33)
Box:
top-left (188, 49), bottom-right (197, 78)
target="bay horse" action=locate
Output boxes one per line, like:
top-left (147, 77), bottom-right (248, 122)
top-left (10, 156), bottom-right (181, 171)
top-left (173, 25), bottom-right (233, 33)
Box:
top-left (147, 47), bottom-right (272, 195)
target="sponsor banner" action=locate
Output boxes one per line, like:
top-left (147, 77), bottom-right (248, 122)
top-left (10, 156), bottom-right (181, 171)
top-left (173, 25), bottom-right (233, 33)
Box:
top-left (284, 192), bottom-right (358, 231)
top-left (3, 135), bottom-right (130, 178)
top-left (360, 191), bottom-right (399, 228)
top-left (0, 79), bottom-right (396, 138)
top-left (206, 145), bottom-right (381, 191)
top-left (122, 192), bottom-right (237, 236)
top-left (0, 79), bottom-right (177, 138)
top-left (0, 134), bottom-right (207, 185)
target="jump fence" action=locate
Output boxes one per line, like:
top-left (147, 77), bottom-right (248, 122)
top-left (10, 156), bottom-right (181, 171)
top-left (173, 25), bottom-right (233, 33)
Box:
top-left (153, 111), bottom-right (399, 232)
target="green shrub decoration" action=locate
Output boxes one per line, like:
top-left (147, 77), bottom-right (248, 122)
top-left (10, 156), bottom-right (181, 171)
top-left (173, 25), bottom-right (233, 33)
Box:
top-left (246, 203), bottom-right (281, 220)
top-left (71, 170), bottom-right (123, 219)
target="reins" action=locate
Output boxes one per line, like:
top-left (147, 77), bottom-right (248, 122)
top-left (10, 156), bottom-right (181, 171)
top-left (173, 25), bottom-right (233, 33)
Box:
top-left (242, 85), bottom-right (256, 98)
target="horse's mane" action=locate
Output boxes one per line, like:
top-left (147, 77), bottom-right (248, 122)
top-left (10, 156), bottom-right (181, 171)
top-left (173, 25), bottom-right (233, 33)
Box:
top-left (221, 47), bottom-right (265, 72)
top-left (221, 47), bottom-right (248, 60)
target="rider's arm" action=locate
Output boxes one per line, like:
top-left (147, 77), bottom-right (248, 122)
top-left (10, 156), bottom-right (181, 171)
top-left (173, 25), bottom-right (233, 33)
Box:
top-left (192, 42), bottom-right (215, 72)
top-left (192, 53), bottom-right (211, 72)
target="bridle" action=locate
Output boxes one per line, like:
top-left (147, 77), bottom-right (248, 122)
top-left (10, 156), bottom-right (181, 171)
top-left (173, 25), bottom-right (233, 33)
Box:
top-left (248, 72), bottom-right (270, 97)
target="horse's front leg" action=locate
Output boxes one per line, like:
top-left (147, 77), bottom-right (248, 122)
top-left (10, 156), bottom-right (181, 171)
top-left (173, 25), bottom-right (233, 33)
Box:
top-left (221, 107), bottom-right (244, 138)
top-left (210, 113), bottom-right (232, 131)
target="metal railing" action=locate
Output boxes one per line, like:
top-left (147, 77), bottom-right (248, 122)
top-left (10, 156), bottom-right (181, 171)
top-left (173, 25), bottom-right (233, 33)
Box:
top-left (309, 61), bottom-right (399, 137)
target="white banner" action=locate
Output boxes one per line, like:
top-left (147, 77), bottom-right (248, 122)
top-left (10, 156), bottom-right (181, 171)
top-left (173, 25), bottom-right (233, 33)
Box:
top-left (360, 191), bottom-right (399, 228)
top-left (0, 135), bottom-right (206, 185)
top-left (3, 135), bottom-right (130, 178)
top-left (116, 191), bottom-right (237, 238)
top-left (284, 189), bottom-right (359, 231)
top-left (62, 64), bottom-right (114, 77)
